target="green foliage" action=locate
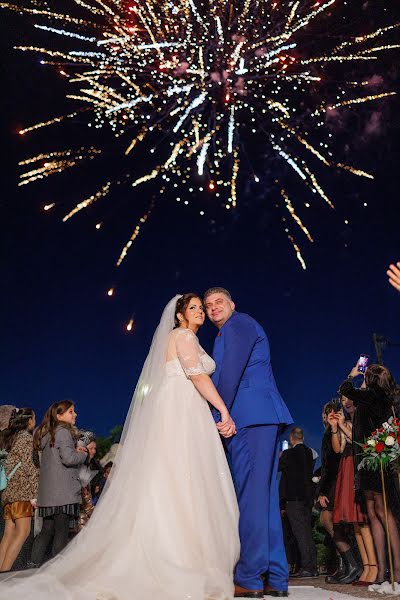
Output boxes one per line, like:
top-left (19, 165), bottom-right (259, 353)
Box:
top-left (95, 425), bottom-right (123, 460)
top-left (316, 543), bottom-right (330, 568)
top-left (313, 512), bottom-right (330, 567)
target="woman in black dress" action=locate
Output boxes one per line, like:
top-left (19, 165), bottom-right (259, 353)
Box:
top-left (317, 404), bottom-right (342, 536)
top-left (339, 363), bottom-right (400, 584)
top-left (317, 402), bottom-right (347, 581)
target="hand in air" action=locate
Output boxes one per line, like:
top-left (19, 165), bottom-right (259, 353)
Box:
top-left (216, 411), bottom-right (236, 438)
top-left (349, 363), bottom-right (361, 379)
top-left (327, 411), bottom-right (338, 428)
top-left (387, 262), bottom-right (400, 292)
top-left (336, 411), bottom-right (346, 427)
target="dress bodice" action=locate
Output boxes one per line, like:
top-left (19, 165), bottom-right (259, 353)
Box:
top-left (166, 355), bottom-right (216, 378)
top-left (165, 328), bottom-right (216, 378)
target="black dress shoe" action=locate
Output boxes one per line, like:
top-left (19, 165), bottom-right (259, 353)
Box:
top-left (264, 591), bottom-right (288, 597)
top-left (290, 569), bottom-right (319, 578)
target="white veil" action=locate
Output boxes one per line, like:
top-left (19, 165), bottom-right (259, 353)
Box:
top-left (0, 295), bottom-right (182, 600)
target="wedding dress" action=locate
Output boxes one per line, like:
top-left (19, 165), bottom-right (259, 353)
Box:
top-left (0, 296), bottom-right (239, 600)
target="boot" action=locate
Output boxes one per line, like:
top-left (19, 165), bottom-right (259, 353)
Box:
top-left (325, 553), bottom-right (346, 583)
top-left (337, 548), bottom-right (363, 584)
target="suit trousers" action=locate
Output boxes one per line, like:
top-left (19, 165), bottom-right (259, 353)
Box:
top-left (226, 425), bottom-right (288, 591)
top-left (285, 500), bottom-right (317, 572)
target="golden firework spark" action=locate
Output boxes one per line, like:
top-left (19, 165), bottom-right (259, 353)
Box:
top-left (3, 0), bottom-right (399, 268)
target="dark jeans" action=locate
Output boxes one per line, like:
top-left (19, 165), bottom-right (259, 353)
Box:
top-left (31, 514), bottom-right (70, 565)
top-left (286, 500), bottom-right (317, 572)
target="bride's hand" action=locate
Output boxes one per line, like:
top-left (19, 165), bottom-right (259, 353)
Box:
top-left (217, 410), bottom-right (236, 438)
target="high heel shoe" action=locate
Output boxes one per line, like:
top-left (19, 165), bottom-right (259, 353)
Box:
top-left (353, 564), bottom-right (379, 587)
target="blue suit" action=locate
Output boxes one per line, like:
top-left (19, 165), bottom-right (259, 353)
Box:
top-left (212, 311), bottom-right (293, 591)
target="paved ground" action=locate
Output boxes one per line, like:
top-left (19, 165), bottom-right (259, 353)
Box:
top-left (286, 586), bottom-right (367, 599)
top-left (0, 572), bottom-right (398, 598)
top-left (288, 576), bottom-right (400, 599)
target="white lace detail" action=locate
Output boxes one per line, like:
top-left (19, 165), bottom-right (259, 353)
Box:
top-left (167, 328), bottom-right (215, 377)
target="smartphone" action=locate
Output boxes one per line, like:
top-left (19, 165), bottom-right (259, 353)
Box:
top-left (358, 354), bottom-right (369, 373)
top-left (332, 398), bottom-right (342, 413)
top-left (282, 440), bottom-right (289, 451)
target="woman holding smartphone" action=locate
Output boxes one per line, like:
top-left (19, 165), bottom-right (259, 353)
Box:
top-left (328, 398), bottom-right (377, 586)
top-left (339, 362), bottom-right (400, 585)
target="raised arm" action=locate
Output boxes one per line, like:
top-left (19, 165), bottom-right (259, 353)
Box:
top-left (175, 329), bottom-right (236, 437)
top-left (327, 411), bottom-right (341, 454)
top-left (339, 378), bottom-right (371, 408)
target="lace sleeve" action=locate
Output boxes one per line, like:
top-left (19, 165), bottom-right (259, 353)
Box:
top-left (175, 329), bottom-right (207, 377)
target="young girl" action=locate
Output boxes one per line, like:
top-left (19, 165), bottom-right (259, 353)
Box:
top-left (0, 408), bottom-right (39, 572)
top-left (30, 401), bottom-right (88, 565)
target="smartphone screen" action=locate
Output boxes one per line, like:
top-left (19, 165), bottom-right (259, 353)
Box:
top-left (358, 354), bottom-right (369, 373)
top-left (282, 440), bottom-right (289, 451)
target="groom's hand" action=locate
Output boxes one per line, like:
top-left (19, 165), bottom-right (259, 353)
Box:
top-left (216, 412), bottom-right (236, 438)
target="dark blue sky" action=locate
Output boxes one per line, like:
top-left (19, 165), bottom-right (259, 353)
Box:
top-left (1, 5), bottom-right (399, 456)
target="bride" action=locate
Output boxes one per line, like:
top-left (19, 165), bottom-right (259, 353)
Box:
top-left (0, 294), bottom-right (240, 600)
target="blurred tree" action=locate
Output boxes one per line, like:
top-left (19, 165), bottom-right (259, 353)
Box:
top-left (95, 425), bottom-right (122, 459)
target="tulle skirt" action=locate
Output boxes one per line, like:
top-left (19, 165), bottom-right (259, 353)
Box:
top-left (0, 372), bottom-right (240, 600)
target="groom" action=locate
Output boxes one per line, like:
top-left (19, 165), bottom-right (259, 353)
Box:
top-left (204, 288), bottom-right (293, 598)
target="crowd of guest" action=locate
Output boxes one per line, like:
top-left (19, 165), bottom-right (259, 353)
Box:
top-left (1, 372), bottom-right (400, 585)
top-left (280, 361), bottom-right (400, 588)
top-left (1, 364), bottom-right (399, 581)
top-left (0, 401), bottom-right (113, 572)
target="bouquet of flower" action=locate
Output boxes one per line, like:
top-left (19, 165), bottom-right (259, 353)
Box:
top-left (357, 414), bottom-right (400, 591)
top-left (358, 415), bottom-right (400, 472)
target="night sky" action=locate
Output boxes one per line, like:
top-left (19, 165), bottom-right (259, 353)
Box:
top-left (1, 4), bottom-right (399, 458)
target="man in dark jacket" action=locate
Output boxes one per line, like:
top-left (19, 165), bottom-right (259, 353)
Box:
top-left (279, 427), bottom-right (318, 578)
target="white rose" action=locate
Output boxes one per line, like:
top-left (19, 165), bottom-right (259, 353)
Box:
top-left (385, 436), bottom-right (395, 447)
top-left (383, 422), bottom-right (390, 430)
top-left (367, 439), bottom-right (377, 447)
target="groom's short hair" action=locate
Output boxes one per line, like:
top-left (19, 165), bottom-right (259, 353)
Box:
top-left (203, 287), bottom-right (232, 302)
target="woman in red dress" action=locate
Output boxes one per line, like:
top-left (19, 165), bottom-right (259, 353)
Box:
top-left (328, 397), bottom-right (378, 586)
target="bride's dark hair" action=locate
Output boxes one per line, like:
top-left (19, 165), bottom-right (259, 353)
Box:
top-left (174, 293), bottom-right (203, 328)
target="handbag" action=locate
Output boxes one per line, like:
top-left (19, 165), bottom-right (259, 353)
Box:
top-left (0, 461), bottom-right (22, 492)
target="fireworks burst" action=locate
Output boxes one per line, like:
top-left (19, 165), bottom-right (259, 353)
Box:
top-left (3, 0), bottom-right (399, 269)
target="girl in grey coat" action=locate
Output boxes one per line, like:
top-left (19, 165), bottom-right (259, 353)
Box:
top-left (31, 401), bottom-right (88, 566)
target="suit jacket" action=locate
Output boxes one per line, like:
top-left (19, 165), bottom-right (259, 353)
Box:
top-left (279, 443), bottom-right (314, 503)
top-left (37, 425), bottom-right (87, 507)
top-left (211, 311), bottom-right (293, 429)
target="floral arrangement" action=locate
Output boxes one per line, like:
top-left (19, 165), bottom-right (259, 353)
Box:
top-left (358, 415), bottom-right (400, 471)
